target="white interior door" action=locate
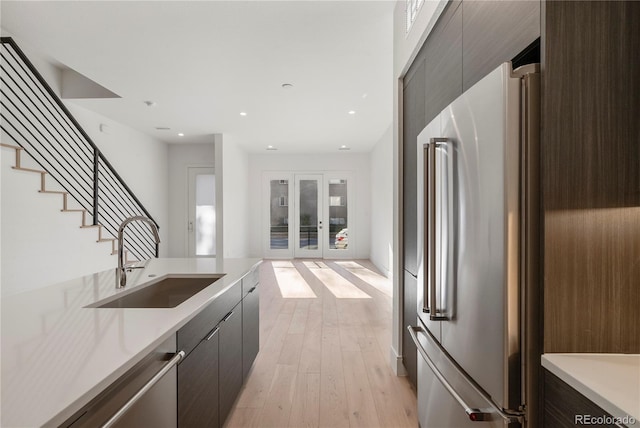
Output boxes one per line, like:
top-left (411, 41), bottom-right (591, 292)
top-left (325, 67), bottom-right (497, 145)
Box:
top-left (187, 167), bottom-right (215, 257)
top-left (294, 174), bottom-right (323, 258)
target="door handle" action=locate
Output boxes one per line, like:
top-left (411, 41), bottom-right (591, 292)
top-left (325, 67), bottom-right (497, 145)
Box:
top-left (428, 138), bottom-right (450, 321)
top-left (407, 326), bottom-right (522, 423)
top-left (188, 221), bottom-right (193, 232)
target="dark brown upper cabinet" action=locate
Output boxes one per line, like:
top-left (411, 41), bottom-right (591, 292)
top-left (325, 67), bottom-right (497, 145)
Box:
top-left (543, 0), bottom-right (640, 210)
top-left (462, 0), bottom-right (540, 92)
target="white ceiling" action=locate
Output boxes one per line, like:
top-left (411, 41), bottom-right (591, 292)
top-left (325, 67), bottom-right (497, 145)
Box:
top-left (1, 1), bottom-right (395, 153)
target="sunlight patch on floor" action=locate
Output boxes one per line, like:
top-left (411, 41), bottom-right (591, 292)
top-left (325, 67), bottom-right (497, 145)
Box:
top-left (335, 261), bottom-right (392, 297)
top-left (306, 262), bottom-right (371, 299)
top-left (273, 265), bottom-right (317, 299)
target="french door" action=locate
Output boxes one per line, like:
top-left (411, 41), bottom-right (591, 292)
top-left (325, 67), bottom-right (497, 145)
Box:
top-left (263, 172), bottom-right (353, 259)
top-left (294, 175), bottom-right (323, 258)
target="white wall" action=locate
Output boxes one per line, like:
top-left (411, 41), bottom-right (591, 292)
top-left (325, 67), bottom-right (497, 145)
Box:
top-left (219, 135), bottom-right (250, 258)
top-left (370, 126), bottom-right (394, 277)
top-left (390, 0), bottom-right (446, 374)
top-left (167, 143), bottom-right (215, 257)
top-left (1, 148), bottom-right (116, 296)
top-left (65, 103), bottom-right (170, 254)
top-left (248, 152), bottom-right (371, 259)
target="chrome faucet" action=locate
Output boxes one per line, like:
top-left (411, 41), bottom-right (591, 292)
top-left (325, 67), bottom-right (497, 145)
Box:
top-left (116, 216), bottom-right (160, 288)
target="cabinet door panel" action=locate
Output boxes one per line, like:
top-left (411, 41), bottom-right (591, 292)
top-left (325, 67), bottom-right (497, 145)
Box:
top-left (423, 0), bottom-right (462, 124)
top-left (543, 370), bottom-right (618, 428)
top-left (242, 284), bottom-right (259, 380)
top-left (462, 0), bottom-right (540, 91)
top-left (403, 60), bottom-right (426, 277)
top-left (178, 332), bottom-right (220, 428)
top-left (402, 271), bottom-right (418, 386)
top-left (178, 281), bottom-right (241, 357)
top-left (219, 303), bottom-right (243, 425)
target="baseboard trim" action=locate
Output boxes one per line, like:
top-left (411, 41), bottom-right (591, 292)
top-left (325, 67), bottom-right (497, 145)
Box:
top-left (390, 346), bottom-right (408, 376)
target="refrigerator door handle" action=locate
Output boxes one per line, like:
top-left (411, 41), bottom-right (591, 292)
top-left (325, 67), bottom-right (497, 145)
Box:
top-left (428, 137), bottom-right (450, 321)
top-left (408, 325), bottom-right (523, 423)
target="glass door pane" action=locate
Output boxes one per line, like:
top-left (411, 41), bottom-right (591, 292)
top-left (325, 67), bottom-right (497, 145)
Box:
top-left (270, 179), bottom-right (289, 249)
top-left (295, 175), bottom-right (323, 258)
top-left (328, 179), bottom-right (348, 250)
top-left (299, 180), bottom-right (318, 250)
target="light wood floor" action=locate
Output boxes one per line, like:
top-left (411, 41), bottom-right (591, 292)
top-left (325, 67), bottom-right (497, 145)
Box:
top-left (225, 260), bottom-right (418, 428)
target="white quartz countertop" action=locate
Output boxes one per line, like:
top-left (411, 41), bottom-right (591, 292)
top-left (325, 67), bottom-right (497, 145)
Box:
top-left (1, 257), bottom-right (261, 427)
top-left (542, 353), bottom-right (640, 422)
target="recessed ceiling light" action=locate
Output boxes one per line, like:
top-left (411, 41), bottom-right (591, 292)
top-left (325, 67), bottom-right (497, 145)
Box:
top-left (282, 83), bottom-right (294, 89)
top-left (178, 133), bottom-right (184, 137)
top-left (266, 145), bottom-right (277, 151)
top-left (144, 100), bottom-right (157, 107)
top-left (240, 112), bottom-right (247, 116)
top-left (362, 93), bottom-right (368, 99)
top-left (348, 110), bottom-right (356, 115)
top-left (339, 145), bottom-right (350, 151)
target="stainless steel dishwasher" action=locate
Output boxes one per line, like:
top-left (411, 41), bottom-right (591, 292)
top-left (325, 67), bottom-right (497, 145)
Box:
top-left (62, 336), bottom-right (181, 428)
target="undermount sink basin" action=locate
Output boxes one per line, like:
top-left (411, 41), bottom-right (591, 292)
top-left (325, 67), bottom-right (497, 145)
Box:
top-left (88, 275), bottom-right (225, 308)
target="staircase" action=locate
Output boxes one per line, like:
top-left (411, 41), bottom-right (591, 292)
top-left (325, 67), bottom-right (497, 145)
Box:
top-left (1, 141), bottom-right (123, 256)
top-left (0, 37), bottom-right (158, 263)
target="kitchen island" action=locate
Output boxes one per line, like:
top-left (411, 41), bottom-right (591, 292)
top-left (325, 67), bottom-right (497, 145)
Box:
top-left (0, 257), bottom-right (261, 427)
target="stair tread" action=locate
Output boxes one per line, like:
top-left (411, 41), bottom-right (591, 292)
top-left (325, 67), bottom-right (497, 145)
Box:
top-left (12, 166), bottom-right (46, 174)
top-left (39, 190), bottom-right (67, 195)
top-left (0, 143), bottom-right (22, 150)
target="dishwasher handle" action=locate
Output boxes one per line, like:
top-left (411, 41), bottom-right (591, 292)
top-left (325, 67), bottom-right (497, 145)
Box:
top-left (101, 350), bottom-right (185, 428)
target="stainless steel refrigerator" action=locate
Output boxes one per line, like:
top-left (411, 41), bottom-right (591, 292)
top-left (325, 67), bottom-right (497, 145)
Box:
top-left (408, 62), bottom-right (541, 427)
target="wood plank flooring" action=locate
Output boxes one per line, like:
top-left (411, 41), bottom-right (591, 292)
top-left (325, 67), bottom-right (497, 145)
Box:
top-left (226, 260), bottom-right (418, 428)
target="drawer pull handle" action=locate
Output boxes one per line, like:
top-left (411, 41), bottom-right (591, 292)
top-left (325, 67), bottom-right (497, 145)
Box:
top-left (205, 326), bottom-right (220, 341)
top-left (221, 311), bottom-right (234, 323)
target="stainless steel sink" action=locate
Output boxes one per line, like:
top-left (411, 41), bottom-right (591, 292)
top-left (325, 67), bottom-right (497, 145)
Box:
top-left (88, 275), bottom-right (225, 308)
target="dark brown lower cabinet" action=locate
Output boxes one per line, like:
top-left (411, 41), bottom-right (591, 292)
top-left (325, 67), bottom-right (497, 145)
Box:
top-left (242, 284), bottom-right (259, 380)
top-left (218, 303), bottom-right (244, 424)
top-left (178, 328), bottom-right (220, 428)
top-left (543, 369), bottom-right (622, 428)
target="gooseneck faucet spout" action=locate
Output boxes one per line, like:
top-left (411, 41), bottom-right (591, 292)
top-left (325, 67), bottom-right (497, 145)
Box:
top-left (116, 216), bottom-right (160, 288)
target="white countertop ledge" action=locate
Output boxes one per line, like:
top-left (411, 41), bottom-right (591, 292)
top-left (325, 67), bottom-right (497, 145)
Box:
top-left (542, 353), bottom-right (640, 421)
top-left (1, 257), bottom-right (261, 427)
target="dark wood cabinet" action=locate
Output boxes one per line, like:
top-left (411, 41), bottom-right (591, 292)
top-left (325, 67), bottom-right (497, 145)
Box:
top-left (462, 0), bottom-right (540, 91)
top-left (423, 0), bottom-right (462, 124)
top-left (178, 328), bottom-right (220, 428)
top-left (543, 369), bottom-right (619, 428)
top-left (402, 271), bottom-right (418, 387)
top-left (403, 59), bottom-right (426, 278)
top-left (176, 272), bottom-right (260, 427)
top-left (543, 0), bottom-right (640, 211)
top-left (542, 0), bottom-right (640, 354)
top-left (242, 284), bottom-right (259, 380)
top-left (218, 303), bottom-right (243, 424)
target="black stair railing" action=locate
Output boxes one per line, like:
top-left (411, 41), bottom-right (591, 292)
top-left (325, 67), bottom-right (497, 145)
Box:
top-left (0, 37), bottom-right (159, 260)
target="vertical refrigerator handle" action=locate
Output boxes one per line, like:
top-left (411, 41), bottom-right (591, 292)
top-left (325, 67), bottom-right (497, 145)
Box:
top-left (428, 137), bottom-right (450, 321)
